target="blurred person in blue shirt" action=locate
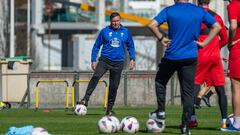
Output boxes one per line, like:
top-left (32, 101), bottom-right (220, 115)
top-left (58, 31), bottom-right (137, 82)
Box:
top-left (147, 0), bottom-right (221, 134)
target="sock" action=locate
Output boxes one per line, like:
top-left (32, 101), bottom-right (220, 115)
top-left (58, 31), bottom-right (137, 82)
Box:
top-left (191, 115), bottom-right (196, 121)
top-left (233, 116), bottom-right (240, 128)
top-left (192, 108), bottom-right (195, 115)
top-left (205, 91), bottom-right (213, 98)
top-left (157, 112), bottom-right (165, 120)
top-left (222, 118), bottom-right (226, 124)
top-left (158, 111), bottom-right (165, 116)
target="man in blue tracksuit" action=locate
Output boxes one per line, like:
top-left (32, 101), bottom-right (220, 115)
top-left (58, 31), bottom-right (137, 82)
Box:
top-left (78, 12), bottom-right (135, 115)
top-left (147, 0), bottom-right (221, 134)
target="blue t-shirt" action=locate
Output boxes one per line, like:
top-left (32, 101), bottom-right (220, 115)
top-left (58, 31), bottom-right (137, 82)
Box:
top-left (91, 25), bottom-right (135, 62)
top-left (154, 2), bottom-right (216, 60)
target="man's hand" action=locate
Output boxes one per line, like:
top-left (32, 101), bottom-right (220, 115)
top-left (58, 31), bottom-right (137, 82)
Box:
top-left (195, 41), bottom-right (206, 48)
top-left (161, 37), bottom-right (171, 48)
top-left (196, 22), bottom-right (221, 48)
top-left (91, 62), bottom-right (97, 70)
top-left (228, 39), bottom-right (240, 49)
top-left (148, 20), bottom-right (171, 48)
top-left (129, 60), bottom-right (135, 70)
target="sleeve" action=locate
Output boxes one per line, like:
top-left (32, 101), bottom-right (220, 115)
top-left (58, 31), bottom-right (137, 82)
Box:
top-left (126, 30), bottom-right (135, 61)
top-left (202, 10), bottom-right (216, 28)
top-left (91, 30), bottom-right (104, 62)
top-left (227, 4), bottom-right (238, 20)
top-left (153, 8), bottom-right (168, 25)
top-left (215, 15), bottom-right (228, 48)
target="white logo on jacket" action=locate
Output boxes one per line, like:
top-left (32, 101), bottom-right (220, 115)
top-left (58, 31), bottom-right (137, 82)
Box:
top-left (110, 38), bottom-right (120, 47)
top-left (109, 32), bottom-right (112, 37)
top-left (121, 32), bottom-right (124, 37)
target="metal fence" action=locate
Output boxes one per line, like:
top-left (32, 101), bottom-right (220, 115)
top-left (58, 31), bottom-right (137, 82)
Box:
top-left (0, 70), bottom-right (232, 109)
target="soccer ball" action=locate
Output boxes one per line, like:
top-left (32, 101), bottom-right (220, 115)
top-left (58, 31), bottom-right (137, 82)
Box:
top-left (31, 127), bottom-right (49, 135)
top-left (121, 116), bottom-right (139, 133)
top-left (146, 118), bottom-right (165, 133)
top-left (226, 113), bottom-right (234, 126)
top-left (98, 116), bottom-right (116, 133)
top-left (74, 104), bottom-right (87, 116)
top-left (120, 116), bottom-right (132, 129)
top-left (109, 116), bottom-right (121, 132)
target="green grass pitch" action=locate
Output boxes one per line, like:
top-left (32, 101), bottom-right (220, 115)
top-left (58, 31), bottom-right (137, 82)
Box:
top-left (0, 106), bottom-right (238, 135)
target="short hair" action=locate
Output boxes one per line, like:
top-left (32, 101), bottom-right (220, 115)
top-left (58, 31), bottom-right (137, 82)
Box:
top-left (198, 0), bottom-right (210, 5)
top-left (110, 12), bottom-right (121, 20)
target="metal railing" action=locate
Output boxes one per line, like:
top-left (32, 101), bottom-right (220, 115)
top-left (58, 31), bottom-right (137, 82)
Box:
top-left (71, 79), bottom-right (108, 110)
top-left (35, 80), bottom-right (69, 111)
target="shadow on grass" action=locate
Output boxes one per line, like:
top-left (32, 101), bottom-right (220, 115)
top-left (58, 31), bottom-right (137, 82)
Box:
top-left (66, 113), bottom-right (102, 116)
top-left (138, 127), bottom-right (180, 134)
top-left (166, 125), bottom-right (217, 131)
top-left (138, 129), bottom-right (148, 133)
top-left (191, 127), bottom-right (218, 131)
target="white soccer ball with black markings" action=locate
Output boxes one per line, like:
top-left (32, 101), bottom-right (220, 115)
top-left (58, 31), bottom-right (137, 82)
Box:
top-left (74, 104), bottom-right (87, 116)
top-left (109, 116), bottom-right (121, 132)
top-left (146, 118), bottom-right (165, 133)
top-left (98, 116), bottom-right (117, 133)
top-left (31, 127), bottom-right (49, 135)
top-left (121, 116), bottom-right (139, 133)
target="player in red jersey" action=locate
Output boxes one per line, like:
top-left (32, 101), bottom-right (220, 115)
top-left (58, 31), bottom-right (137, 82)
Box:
top-left (189, 57), bottom-right (228, 109)
top-left (183, 0), bottom-right (229, 129)
top-left (222, 0), bottom-right (240, 132)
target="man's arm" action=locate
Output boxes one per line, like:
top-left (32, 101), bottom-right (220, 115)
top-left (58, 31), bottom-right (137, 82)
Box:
top-left (91, 30), bottom-right (104, 70)
top-left (148, 20), bottom-right (165, 41)
top-left (126, 30), bottom-right (136, 70)
top-left (148, 19), bottom-right (171, 47)
top-left (227, 3), bottom-right (240, 47)
top-left (215, 15), bottom-right (228, 48)
top-left (196, 22), bottom-right (221, 48)
top-left (229, 19), bottom-right (239, 47)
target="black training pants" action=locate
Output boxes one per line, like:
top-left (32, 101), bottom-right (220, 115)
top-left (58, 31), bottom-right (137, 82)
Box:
top-left (155, 58), bottom-right (197, 126)
top-left (83, 59), bottom-right (123, 112)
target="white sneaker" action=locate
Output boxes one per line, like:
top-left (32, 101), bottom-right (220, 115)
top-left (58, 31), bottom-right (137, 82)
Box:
top-left (149, 110), bottom-right (165, 124)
